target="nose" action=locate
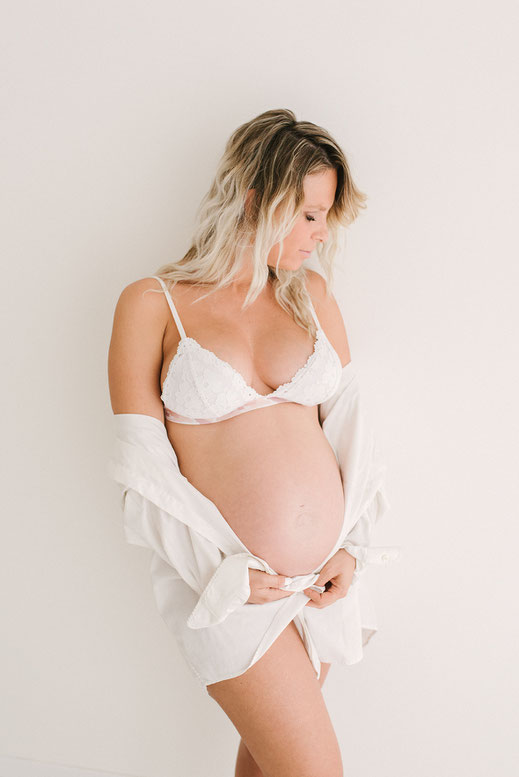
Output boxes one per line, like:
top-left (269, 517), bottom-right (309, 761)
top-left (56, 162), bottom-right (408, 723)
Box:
top-left (312, 221), bottom-right (328, 243)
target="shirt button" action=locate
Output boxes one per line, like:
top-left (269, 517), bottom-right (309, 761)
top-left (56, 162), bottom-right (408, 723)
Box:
top-left (381, 553), bottom-right (389, 561)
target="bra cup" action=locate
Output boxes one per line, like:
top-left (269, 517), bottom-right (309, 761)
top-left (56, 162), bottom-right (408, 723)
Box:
top-left (271, 336), bottom-right (342, 405)
top-left (161, 341), bottom-right (258, 421)
top-left (186, 344), bottom-right (259, 418)
top-left (161, 331), bottom-right (342, 423)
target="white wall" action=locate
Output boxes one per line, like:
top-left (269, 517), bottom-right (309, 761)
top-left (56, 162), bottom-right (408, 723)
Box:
top-left (2, 1), bottom-right (518, 775)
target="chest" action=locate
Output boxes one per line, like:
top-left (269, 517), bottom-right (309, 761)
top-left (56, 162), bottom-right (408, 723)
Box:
top-left (161, 304), bottom-right (317, 396)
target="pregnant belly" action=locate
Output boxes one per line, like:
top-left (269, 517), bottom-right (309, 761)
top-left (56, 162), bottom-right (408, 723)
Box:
top-left (166, 405), bottom-right (345, 577)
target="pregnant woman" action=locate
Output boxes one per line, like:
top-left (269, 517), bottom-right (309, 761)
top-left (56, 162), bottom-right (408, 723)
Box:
top-left (107, 108), bottom-right (400, 777)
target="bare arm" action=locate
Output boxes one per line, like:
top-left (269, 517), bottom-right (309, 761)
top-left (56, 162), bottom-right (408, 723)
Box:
top-left (107, 277), bottom-right (167, 423)
top-left (305, 269), bottom-right (351, 368)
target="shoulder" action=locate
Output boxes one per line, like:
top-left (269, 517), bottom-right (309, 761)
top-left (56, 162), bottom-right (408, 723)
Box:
top-left (116, 276), bottom-right (164, 310)
top-left (108, 278), bottom-right (170, 418)
top-left (110, 276), bottom-right (172, 355)
top-left (113, 276), bottom-right (174, 328)
top-left (304, 269), bottom-right (351, 367)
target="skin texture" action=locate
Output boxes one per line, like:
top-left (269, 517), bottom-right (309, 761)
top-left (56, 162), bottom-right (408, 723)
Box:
top-left (207, 624), bottom-right (342, 777)
top-left (234, 659), bottom-right (332, 777)
top-left (108, 168), bottom-right (353, 776)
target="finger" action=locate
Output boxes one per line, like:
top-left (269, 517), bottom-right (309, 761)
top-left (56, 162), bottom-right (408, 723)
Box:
top-left (311, 564), bottom-right (334, 589)
top-left (305, 586), bottom-right (345, 608)
top-left (266, 574), bottom-right (293, 589)
top-left (249, 570), bottom-right (287, 589)
top-left (305, 592), bottom-right (329, 608)
top-left (305, 582), bottom-right (333, 597)
top-left (309, 583), bottom-right (327, 594)
top-left (263, 587), bottom-right (295, 601)
top-left (303, 587), bottom-right (321, 603)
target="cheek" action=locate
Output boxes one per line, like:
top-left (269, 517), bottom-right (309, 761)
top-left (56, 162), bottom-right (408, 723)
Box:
top-left (286, 221), bottom-right (307, 246)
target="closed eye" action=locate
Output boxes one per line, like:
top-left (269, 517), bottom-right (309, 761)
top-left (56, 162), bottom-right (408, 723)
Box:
top-left (306, 215), bottom-right (316, 222)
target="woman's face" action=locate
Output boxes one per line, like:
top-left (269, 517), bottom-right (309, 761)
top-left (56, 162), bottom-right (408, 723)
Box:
top-left (267, 167), bottom-right (337, 270)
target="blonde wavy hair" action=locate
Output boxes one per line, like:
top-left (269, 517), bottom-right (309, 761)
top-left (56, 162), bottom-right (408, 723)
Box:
top-left (151, 108), bottom-right (367, 338)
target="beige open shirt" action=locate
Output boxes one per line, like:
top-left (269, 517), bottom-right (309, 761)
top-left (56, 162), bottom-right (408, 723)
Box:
top-left (107, 361), bottom-right (401, 688)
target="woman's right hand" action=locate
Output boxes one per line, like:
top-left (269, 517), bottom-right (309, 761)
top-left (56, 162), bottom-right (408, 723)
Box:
top-left (246, 569), bottom-right (295, 604)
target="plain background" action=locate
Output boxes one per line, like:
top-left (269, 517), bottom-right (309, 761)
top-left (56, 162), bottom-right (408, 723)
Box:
top-left (2, 1), bottom-right (518, 775)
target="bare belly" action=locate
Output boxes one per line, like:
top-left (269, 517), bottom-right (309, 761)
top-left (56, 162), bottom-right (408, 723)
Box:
top-left (165, 403), bottom-right (345, 577)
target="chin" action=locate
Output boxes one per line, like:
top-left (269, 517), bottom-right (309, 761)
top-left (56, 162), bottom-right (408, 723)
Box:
top-left (268, 253), bottom-right (305, 274)
top-left (280, 256), bottom-right (305, 271)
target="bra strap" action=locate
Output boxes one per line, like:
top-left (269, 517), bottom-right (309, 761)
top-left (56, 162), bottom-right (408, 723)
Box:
top-left (151, 275), bottom-right (187, 340)
top-left (306, 293), bottom-right (322, 331)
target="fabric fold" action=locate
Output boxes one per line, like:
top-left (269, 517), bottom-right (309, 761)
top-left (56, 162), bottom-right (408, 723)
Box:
top-left (186, 552), bottom-right (323, 629)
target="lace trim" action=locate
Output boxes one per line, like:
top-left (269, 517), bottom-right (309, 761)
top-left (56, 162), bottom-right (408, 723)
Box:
top-left (162, 329), bottom-right (325, 400)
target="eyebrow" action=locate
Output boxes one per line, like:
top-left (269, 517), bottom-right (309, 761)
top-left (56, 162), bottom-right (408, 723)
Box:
top-left (306, 205), bottom-right (332, 211)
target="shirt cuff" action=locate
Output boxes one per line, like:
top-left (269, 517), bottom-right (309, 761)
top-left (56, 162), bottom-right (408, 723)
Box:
top-left (186, 553), bottom-right (322, 630)
top-left (339, 542), bottom-right (402, 587)
top-left (186, 553), bottom-right (258, 629)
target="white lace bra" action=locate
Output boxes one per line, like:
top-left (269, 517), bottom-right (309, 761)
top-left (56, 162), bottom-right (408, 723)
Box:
top-left (151, 275), bottom-right (343, 425)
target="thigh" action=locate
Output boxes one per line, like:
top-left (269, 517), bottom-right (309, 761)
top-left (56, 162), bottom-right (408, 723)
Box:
top-left (206, 620), bottom-right (342, 777)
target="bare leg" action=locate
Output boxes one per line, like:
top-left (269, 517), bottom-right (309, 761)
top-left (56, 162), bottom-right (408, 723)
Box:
top-left (235, 737), bottom-right (264, 777)
top-left (207, 616), bottom-right (338, 777)
top-left (234, 661), bottom-right (332, 777)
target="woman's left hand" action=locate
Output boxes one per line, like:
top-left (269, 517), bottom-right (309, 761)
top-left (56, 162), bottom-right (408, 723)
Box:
top-left (302, 548), bottom-right (356, 608)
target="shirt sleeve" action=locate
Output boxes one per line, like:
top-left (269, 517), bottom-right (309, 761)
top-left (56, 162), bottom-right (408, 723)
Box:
top-left (318, 363), bottom-right (402, 587)
top-left (107, 413), bottom-right (282, 629)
